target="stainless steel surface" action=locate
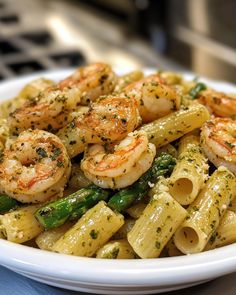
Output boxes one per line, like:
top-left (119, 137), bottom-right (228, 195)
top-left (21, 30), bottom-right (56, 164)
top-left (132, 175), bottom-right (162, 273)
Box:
top-left (0, 0), bottom-right (183, 79)
top-left (0, 0), bottom-right (85, 79)
top-left (168, 0), bottom-right (236, 83)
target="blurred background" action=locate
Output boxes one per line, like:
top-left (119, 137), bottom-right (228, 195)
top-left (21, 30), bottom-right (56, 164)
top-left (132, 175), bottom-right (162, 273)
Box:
top-left (0, 0), bottom-right (236, 82)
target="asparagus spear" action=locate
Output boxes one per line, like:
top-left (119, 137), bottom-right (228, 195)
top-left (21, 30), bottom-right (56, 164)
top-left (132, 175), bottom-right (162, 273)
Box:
top-left (107, 153), bottom-right (176, 212)
top-left (35, 153), bottom-right (175, 229)
top-left (189, 82), bottom-right (207, 99)
top-left (0, 194), bottom-right (18, 214)
top-left (35, 186), bottom-right (110, 229)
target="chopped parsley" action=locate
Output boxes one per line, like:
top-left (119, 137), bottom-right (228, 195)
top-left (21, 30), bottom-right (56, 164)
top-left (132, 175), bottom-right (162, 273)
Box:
top-left (36, 147), bottom-right (48, 158)
top-left (90, 229), bottom-right (98, 239)
top-left (51, 147), bottom-right (62, 160)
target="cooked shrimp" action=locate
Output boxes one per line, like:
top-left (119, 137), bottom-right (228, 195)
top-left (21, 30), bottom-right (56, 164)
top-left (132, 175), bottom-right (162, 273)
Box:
top-left (198, 90), bottom-right (236, 118)
top-left (0, 78), bottom-right (55, 119)
top-left (0, 130), bottom-right (71, 203)
top-left (57, 95), bottom-right (141, 158)
top-left (58, 62), bottom-right (117, 105)
top-left (8, 63), bottom-right (117, 133)
top-left (124, 75), bottom-right (180, 123)
top-left (81, 130), bottom-right (156, 189)
top-left (201, 118), bottom-right (236, 174)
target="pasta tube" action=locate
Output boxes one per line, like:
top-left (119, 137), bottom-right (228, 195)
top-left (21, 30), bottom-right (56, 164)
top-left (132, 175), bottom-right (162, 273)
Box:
top-left (229, 197), bottom-right (236, 213)
top-left (140, 104), bottom-right (210, 148)
top-left (0, 118), bottom-right (9, 145)
top-left (68, 163), bottom-right (92, 190)
top-left (127, 192), bottom-right (187, 258)
top-left (174, 167), bottom-right (236, 254)
top-left (0, 205), bottom-right (43, 243)
top-left (205, 210), bottom-right (236, 250)
top-left (126, 202), bottom-right (147, 219)
top-left (96, 239), bottom-right (136, 259)
top-left (165, 238), bottom-right (183, 257)
top-left (169, 135), bottom-right (208, 205)
top-left (35, 222), bottom-right (74, 251)
top-left (148, 176), bottom-right (170, 198)
top-left (157, 143), bottom-right (178, 158)
top-left (0, 228), bottom-right (5, 239)
top-left (112, 218), bottom-right (136, 240)
top-left (52, 201), bottom-right (124, 257)
top-left (159, 71), bottom-right (183, 85)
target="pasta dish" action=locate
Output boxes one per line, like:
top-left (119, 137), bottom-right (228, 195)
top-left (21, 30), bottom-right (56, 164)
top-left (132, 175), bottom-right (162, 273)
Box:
top-left (0, 63), bottom-right (235, 259)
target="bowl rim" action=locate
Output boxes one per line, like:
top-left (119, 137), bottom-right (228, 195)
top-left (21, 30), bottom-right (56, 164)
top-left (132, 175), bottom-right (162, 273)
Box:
top-left (1, 238), bottom-right (236, 286)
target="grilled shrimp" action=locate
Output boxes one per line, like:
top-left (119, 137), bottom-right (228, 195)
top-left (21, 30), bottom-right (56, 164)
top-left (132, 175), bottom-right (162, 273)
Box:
top-left (57, 95), bottom-right (141, 158)
top-left (198, 90), bottom-right (236, 118)
top-left (58, 62), bottom-right (117, 105)
top-left (201, 118), bottom-right (236, 174)
top-left (124, 74), bottom-right (180, 123)
top-left (8, 63), bottom-right (117, 133)
top-left (0, 130), bottom-right (71, 203)
top-left (0, 78), bottom-right (55, 120)
top-left (81, 130), bottom-right (156, 189)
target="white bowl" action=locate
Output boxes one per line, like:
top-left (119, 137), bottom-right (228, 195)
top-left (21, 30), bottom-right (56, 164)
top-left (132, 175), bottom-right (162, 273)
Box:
top-left (0, 69), bottom-right (236, 295)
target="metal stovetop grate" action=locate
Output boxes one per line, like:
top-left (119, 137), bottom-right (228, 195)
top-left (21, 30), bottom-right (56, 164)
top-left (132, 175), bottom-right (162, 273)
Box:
top-left (0, 0), bottom-right (86, 80)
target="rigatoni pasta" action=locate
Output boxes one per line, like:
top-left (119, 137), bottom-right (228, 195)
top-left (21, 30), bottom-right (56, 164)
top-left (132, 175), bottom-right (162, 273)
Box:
top-left (126, 202), bottom-right (147, 219)
top-left (127, 192), bottom-right (187, 258)
top-left (141, 104), bottom-right (210, 149)
top-left (169, 135), bottom-right (208, 205)
top-left (96, 239), bottom-right (136, 259)
top-left (52, 201), bottom-right (124, 256)
top-left (35, 221), bottom-right (74, 251)
top-left (229, 197), bottom-right (236, 212)
top-left (0, 205), bottom-right (43, 243)
top-left (174, 167), bottom-right (236, 254)
top-left (205, 210), bottom-right (236, 250)
top-left (112, 218), bottom-right (136, 240)
top-left (165, 238), bottom-right (183, 257)
top-left (156, 143), bottom-right (178, 158)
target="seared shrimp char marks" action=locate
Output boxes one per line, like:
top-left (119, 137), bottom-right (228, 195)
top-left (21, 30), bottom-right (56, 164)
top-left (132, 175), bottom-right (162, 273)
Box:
top-left (201, 118), bottom-right (236, 174)
top-left (0, 130), bottom-right (71, 203)
top-left (124, 74), bottom-right (180, 123)
top-left (198, 90), bottom-right (236, 118)
top-left (57, 95), bottom-right (141, 158)
top-left (8, 63), bottom-right (117, 133)
top-left (81, 130), bottom-right (156, 189)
